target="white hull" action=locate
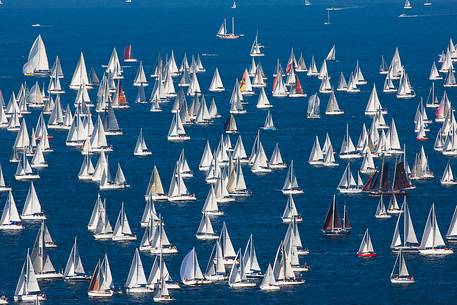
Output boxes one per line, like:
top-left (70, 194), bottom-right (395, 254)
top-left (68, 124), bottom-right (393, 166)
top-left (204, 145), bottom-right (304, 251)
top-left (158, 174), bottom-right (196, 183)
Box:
top-left (278, 279), bottom-right (304, 286)
top-left (14, 294), bottom-right (46, 302)
top-left (289, 93), bottom-right (306, 98)
top-left (196, 233), bottom-right (219, 240)
top-left (88, 290), bottom-right (114, 297)
top-left (168, 136), bottom-right (191, 142)
top-left (153, 296), bottom-right (174, 302)
top-left (229, 281), bottom-right (256, 288)
top-left (21, 214), bottom-right (46, 220)
top-left (150, 247), bottom-right (178, 255)
top-left (126, 287), bottom-right (153, 293)
top-left (204, 274), bottom-right (226, 282)
top-left (0, 187), bottom-right (12, 192)
top-left (35, 272), bottom-right (63, 279)
top-left (134, 151), bottom-right (152, 156)
top-left (339, 154), bottom-right (361, 159)
top-left (15, 174), bottom-right (40, 180)
top-left (375, 214), bottom-right (391, 219)
top-left (0, 224), bottom-right (23, 230)
top-left (419, 248), bottom-right (453, 255)
top-left (182, 279), bottom-right (211, 286)
top-left (282, 189), bottom-right (303, 195)
top-left (93, 233), bottom-right (113, 240)
top-left (390, 277), bottom-right (415, 284)
top-left (145, 194), bottom-right (169, 201)
top-left (112, 235), bottom-right (137, 241)
top-left (338, 188), bottom-right (362, 194)
top-left (31, 163), bottom-right (48, 169)
top-left (64, 275), bottom-right (91, 281)
top-left (282, 217), bottom-right (303, 224)
top-left (269, 164), bottom-right (287, 169)
top-left (260, 284), bottom-right (280, 291)
top-left (167, 195), bottom-right (196, 202)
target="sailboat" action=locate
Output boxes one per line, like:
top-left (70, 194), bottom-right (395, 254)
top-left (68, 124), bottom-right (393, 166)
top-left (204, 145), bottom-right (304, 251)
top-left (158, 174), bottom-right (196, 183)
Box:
top-left (269, 143), bottom-right (287, 169)
top-left (14, 249), bottom-right (46, 302)
top-left (23, 35), bottom-right (50, 76)
top-left (123, 44), bottom-right (137, 62)
top-left (153, 256), bottom-right (174, 302)
top-left (322, 195), bottom-right (350, 235)
top-left (441, 161), bottom-right (457, 185)
top-left (375, 195), bottom-right (391, 219)
top-left (196, 213), bottom-right (218, 240)
top-left (124, 249), bottom-right (150, 292)
top-left (64, 237), bottom-right (90, 280)
top-left (272, 241), bottom-right (304, 285)
top-left (357, 229), bottom-right (377, 257)
top-left (209, 68), bottom-right (225, 92)
top-left (390, 200), bottom-right (419, 252)
top-left (145, 165), bottom-right (168, 201)
top-left (167, 112), bottom-right (190, 141)
top-left (204, 241), bottom-right (227, 282)
top-left (134, 128), bottom-right (152, 156)
top-left (419, 204), bottom-right (453, 255)
top-left (180, 248), bottom-right (211, 285)
top-left (216, 17), bottom-right (240, 39)
top-left (228, 250), bottom-right (256, 288)
top-left (231, 1), bottom-right (237, 8)
top-left (250, 31), bottom-right (264, 57)
top-left (282, 160), bottom-right (303, 195)
top-left (0, 191), bottom-right (22, 230)
top-left (390, 251), bottom-right (414, 284)
top-left (88, 255), bottom-right (114, 297)
top-left (30, 224), bottom-right (63, 279)
top-left (260, 263), bottom-right (279, 291)
top-left (446, 205), bottom-right (457, 241)
top-left (424, 0), bottom-right (432, 5)
top-left (339, 125), bottom-right (360, 159)
top-left (242, 235), bottom-right (263, 278)
top-left (147, 251), bottom-right (180, 290)
top-left (282, 195), bottom-right (302, 223)
top-left (404, 0), bottom-right (412, 9)
top-left (21, 182), bottom-right (46, 220)
top-left (15, 153), bottom-right (40, 180)
top-left (168, 163), bottom-right (196, 201)
top-left (325, 91), bottom-right (343, 115)
top-left (112, 203), bottom-right (136, 241)
top-left (308, 136), bottom-right (324, 165)
top-left (326, 45), bottom-right (336, 61)
top-left (337, 163), bottom-right (363, 194)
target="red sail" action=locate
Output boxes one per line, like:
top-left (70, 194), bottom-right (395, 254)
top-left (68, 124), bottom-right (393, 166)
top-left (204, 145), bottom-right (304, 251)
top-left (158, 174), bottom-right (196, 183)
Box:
top-left (272, 75), bottom-right (279, 92)
top-left (117, 80), bottom-right (128, 105)
top-left (323, 197), bottom-right (342, 231)
top-left (123, 45), bottom-right (132, 61)
top-left (380, 162), bottom-right (390, 192)
top-left (88, 262), bottom-right (100, 292)
top-left (295, 75), bottom-right (304, 94)
top-left (394, 161), bottom-right (412, 190)
top-left (286, 62), bottom-right (293, 74)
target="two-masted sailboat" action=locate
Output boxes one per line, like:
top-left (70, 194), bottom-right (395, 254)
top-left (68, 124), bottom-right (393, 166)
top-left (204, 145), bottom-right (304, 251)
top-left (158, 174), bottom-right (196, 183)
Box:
top-left (322, 195), bottom-right (351, 235)
top-left (216, 17), bottom-right (240, 39)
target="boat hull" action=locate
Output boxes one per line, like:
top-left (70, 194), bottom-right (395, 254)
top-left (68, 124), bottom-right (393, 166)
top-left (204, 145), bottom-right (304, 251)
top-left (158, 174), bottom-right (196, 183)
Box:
top-left (88, 290), bottom-right (114, 297)
top-left (419, 248), bottom-right (453, 255)
top-left (14, 294), bottom-right (46, 302)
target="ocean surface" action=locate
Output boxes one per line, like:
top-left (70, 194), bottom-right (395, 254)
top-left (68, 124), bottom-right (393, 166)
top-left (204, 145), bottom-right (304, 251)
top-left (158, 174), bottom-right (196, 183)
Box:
top-left (1, 1), bottom-right (457, 304)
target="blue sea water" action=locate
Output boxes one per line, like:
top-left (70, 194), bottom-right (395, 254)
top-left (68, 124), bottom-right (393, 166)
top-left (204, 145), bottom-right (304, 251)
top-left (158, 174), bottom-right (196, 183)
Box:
top-left (1, 1), bottom-right (457, 304)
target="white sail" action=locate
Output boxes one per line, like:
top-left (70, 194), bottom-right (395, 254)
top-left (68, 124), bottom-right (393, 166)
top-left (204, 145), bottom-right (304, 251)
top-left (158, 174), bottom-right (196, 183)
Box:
top-left (23, 35), bottom-right (49, 76)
